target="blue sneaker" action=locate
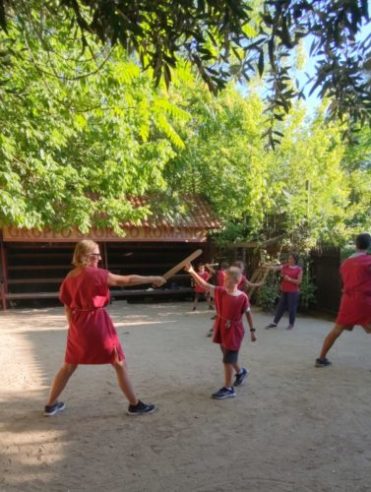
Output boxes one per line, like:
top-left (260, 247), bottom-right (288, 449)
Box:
top-left (127, 400), bottom-right (156, 416)
top-left (211, 387), bottom-right (236, 400)
top-left (234, 368), bottom-right (249, 387)
top-left (44, 401), bottom-right (65, 416)
top-left (315, 358), bottom-right (332, 368)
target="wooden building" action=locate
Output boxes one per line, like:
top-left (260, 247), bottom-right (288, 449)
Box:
top-left (0, 196), bottom-right (221, 310)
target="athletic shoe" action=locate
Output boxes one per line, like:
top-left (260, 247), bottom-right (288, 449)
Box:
top-left (206, 328), bottom-right (213, 337)
top-left (127, 400), bottom-right (156, 416)
top-left (286, 325), bottom-right (294, 330)
top-left (234, 368), bottom-right (249, 387)
top-left (315, 358), bottom-right (332, 368)
top-left (265, 323), bottom-right (277, 329)
top-left (44, 401), bottom-right (65, 417)
top-left (211, 387), bottom-right (236, 400)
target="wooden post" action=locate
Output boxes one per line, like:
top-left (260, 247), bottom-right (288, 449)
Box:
top-left (0, 233), bottom-right (8, 310)
top-left (103, 242), bottom-right (109, 270)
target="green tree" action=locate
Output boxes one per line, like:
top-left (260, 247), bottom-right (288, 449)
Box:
top-left (0, 18), bottom-right (190, 231)
top-left (0, 1), bottom-right (369, 131)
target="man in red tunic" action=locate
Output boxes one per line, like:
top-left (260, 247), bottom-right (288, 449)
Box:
top-left (315, 233), bottom-right (371, 367)
top-left (186, 264), bottom-right (256, 400)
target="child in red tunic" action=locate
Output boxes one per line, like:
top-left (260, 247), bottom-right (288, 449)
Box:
top-left (192, 263), bottom-right (212, 311)
top-left (316, 233), bottom-right (371, 367)
top-left (186, 264), bottom-right (256, 399)
top-left (44, 240), bottom-right (165, 416)
top-left (233, 260), bottom-right (264, 292)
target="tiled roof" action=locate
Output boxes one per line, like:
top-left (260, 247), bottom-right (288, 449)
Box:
top-left (124, 195), bottom-right (221, 230)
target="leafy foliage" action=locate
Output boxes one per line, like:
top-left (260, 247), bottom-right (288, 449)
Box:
top-left (0, 5), bottom-right (369, 244)
top-left (256, 271), bottom-right (280, 312)
top-left (0, 0), bottom-right (369, 132)
top-left (0, 16), bottom-right (189, 231)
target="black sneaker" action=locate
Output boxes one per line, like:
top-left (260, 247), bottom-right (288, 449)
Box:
top-left (211, 387), bottom-right (236, 400)
top-left (127, 400), bottom-right (156, 416)
top-left (315, 358), bottom-right (332, 368)
top-left (265, 323), bottom-right (277, 329)
top-left (234, 368), bottom-right (249, 387)
top-left (44, 401), bottom-right (65, 417)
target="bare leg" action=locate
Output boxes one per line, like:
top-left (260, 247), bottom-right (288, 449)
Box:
top-left (319, 324), bottom-right (345, 359)
top-left (362, 324), bottom-right (371, 334)
top-left (206, 293), bottom-right (214, 310)
top-left (193, 293), bottom-right (200, 310)
top-left (112, 360), bottom-right (138, 406)
top-left (47, 363), bottom-right (78, 406)
top-left (223, 363), bottom-right (234, 388)
top-left (232, 362), bottom-right (241, 374)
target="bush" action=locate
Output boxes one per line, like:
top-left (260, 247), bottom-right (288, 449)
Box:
top-left (256, 272), bottom-right (280, 312)
top-left (299, 270), bottom-right (317, 312)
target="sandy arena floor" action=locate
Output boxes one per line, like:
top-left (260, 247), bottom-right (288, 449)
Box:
top-left (0, 301), bottom-right (371, 492)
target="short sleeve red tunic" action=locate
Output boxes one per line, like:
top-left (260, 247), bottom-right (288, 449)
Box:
top-left (280, 265), bottom-right (302, 293)
top-left (336, 254), bottom-right (371, 327)
top-left (59, 267), bottom-right (125, 364)
top-left (216, 270), bottom-right (226, 286)
top-left (237, 274), bottom-right (248, 291)
top-left (194, 271), bottom-right (211, 293)
top-left (212, 287), bottom-right (249, 351)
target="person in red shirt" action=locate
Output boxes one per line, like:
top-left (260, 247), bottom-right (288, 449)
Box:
top-left (315, 233), bottom-right (371, 367)
top-left (205, 261), bottom-right (229, 329)
top-left (265, 253), bottom-right (303, 330)
top-left (185, 264), bottom-right (257, 400)
top-left (44, 239), bottom-right (165, 417)
top-left (233, 260), bottom-right (264, 292)
top-left (215, 261), bottom-right (229, 287)
top-left (192, 263), bottom-right (213, 311)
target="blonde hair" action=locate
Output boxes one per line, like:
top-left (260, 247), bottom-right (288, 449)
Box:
top-left (225, 266), bottom-right (242, 283)
top-left (72, 240), bottom-right (99, 267)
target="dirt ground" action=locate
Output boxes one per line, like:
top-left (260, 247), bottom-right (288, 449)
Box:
top-left (1, 301), bottom-right (371, 492)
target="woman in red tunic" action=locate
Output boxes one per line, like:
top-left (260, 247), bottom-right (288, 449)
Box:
top-left (316, 233), bottom-right (371, 367)
top-left (186, 264), bottom-right (257, 400)
top-left (265, 253), bottom-right (303, 330)
top-left (44, 239), bottom-right (165, 416)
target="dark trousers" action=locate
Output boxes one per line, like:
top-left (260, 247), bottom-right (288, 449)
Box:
top-left (274, 292), bottom-right (299, 326)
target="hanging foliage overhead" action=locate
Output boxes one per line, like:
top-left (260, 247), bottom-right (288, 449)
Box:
top-left (0, 0), bottom-right (370, 133)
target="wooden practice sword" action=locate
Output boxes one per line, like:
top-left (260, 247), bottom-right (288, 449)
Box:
top-left (162, 249), bottom-right (203, 281)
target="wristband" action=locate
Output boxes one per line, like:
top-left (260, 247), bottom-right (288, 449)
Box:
top-left (250, 328), bottom-right (256, 332)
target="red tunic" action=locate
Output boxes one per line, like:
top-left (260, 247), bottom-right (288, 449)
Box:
top-left (194, 271), bottom-right (211, 293)
top-left (59, 267), bottom-right (125, 364)
top-left (280, 265), bottom-right (302, 293)
top-left (237, 274), bottom-right (248, 291)
top-left (212, 287), bottom-right (249, 351)
top-left (216, 270), bottom-right (226, 286)
top-left (336, 254), bottom-right (371, 327)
